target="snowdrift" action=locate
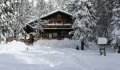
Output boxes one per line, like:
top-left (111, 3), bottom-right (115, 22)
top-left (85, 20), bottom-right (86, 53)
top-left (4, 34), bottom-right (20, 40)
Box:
top-left (33, 38), bottom-right (80, 48)
top-left (0, 39), bottom-right (120, 70)
top-left (0, 39), bottom-right (80, 53)
top-left (0, 40), bottom-right (28, 53)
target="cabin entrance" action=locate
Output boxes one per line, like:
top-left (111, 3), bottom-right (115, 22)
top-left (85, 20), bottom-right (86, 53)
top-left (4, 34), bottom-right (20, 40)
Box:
top-left (39, 29), bottom-right (72, 39)
top-left (48, 33), bottom-right (57, 39)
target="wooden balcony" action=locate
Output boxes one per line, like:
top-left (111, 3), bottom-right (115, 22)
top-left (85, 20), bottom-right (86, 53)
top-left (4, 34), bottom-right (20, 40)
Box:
top-left (42, 23), bottom-right (73, 29)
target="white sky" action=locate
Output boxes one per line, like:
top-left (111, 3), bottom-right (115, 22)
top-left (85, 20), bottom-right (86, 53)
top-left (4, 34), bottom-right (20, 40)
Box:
top-left (44, 0), bottom-right (49, 2)
top-left (28, 0), bottom-right (32, 2)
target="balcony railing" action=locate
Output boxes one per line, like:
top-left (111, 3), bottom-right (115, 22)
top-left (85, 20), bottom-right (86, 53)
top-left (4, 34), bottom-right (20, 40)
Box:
top-left (42, 23), bottom-right (72, 29)
top-left (43, 22), bottom-right (72, 26)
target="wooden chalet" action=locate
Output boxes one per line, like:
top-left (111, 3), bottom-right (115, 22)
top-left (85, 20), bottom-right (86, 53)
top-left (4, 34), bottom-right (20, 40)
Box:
top-left (24, 10), bottom-right (73, 39)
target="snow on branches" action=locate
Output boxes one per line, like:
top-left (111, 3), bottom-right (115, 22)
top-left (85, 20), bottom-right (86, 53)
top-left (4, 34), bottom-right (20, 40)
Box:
top-left (69, 0), bottom-right (96, 41)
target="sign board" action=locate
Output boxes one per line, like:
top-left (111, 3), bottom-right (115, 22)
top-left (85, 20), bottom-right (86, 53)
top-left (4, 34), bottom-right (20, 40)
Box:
top-left (98, 37), bottom-right (108, 44)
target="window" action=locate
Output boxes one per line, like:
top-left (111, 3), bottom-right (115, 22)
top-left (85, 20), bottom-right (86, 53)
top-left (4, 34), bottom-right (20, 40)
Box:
top-left (57, 14), bottom-right (61, 17)
top-left (53, 33), bottom-right (57, 38)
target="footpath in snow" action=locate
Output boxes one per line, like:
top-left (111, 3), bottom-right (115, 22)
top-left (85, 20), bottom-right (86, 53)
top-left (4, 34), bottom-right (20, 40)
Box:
top-left (0, 39), bottom-right (120, 70)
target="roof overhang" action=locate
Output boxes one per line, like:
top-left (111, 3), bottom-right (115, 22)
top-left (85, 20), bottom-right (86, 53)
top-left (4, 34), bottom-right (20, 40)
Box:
top-left (40, 10), bottom-right (73, 20)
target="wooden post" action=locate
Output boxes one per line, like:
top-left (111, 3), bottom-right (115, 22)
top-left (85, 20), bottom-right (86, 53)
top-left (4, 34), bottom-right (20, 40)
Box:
top-left (118, 45), bottom-right (120, 53)
top-left (81, 40), bottom-right (84, 50)
top-left (99, 45), bottom-right (106, 56)
top-left (98, 37), bottom-right (107, 56)
top-left (28, 34), bottom-right (34, 45)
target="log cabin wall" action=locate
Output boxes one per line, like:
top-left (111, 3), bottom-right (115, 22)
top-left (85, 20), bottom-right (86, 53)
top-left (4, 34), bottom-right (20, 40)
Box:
top-left (24, 10), bottom-right (74, 39)
top-left (49, 15), bottom-right (72, 23)
top-left (40, 11), bottom-right (73, 39)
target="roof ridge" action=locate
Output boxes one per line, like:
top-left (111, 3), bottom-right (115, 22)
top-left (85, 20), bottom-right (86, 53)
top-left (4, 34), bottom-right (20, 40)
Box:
top-left (40, 10), bottom-right (72, 19)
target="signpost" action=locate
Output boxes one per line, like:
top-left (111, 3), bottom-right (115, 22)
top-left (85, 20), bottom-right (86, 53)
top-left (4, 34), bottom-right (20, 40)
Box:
top-left (98, 37), bottom-right (108, 56)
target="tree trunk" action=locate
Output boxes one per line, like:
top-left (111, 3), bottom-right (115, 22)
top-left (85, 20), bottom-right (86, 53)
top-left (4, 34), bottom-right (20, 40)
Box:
top-left (118, 46), bottom-right (120, 53)
top-left (81, 40), bottom-right (84, 50)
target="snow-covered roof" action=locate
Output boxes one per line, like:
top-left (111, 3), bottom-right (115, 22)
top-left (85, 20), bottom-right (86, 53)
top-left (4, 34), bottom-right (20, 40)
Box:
top-left (40, 10), bottom-right (73, 19)
top-left (25, 18), bottom-right (40, 25)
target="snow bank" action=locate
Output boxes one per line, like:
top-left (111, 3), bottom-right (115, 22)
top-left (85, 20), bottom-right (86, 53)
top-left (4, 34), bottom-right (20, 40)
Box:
top-left (33, 38), bottom-right (80, 49)
top-left (0, 39), bottom-right (120, 70)
top-left (0, 39), bottom-right (80, 54)
top-left (0, 40), bottom-right (28, 53)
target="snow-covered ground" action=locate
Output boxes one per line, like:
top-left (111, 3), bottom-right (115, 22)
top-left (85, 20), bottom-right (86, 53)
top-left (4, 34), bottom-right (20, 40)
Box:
top-left (0, 39), bottom-right (120, 70)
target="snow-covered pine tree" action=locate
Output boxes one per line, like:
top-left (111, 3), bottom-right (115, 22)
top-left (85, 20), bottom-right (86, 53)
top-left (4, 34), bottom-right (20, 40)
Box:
top-left (95, 0), bottom-right (114, 38)
top-left (68, 0), bottom-right (97, 50)
top-left (7, 0), bottom-right (35, 40)
top-left (0, 0), bottom-right (16, 41)
top-left (110, 0), bottom-right (120, 53)
top-left (35, 0), bottom-right (47, 17)
top-left (70, 0), bottom-right (96, 44)
top-left (11, 0), bottom-right (33, 40)
top-left (0, 0), bottom-right (35, 42)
